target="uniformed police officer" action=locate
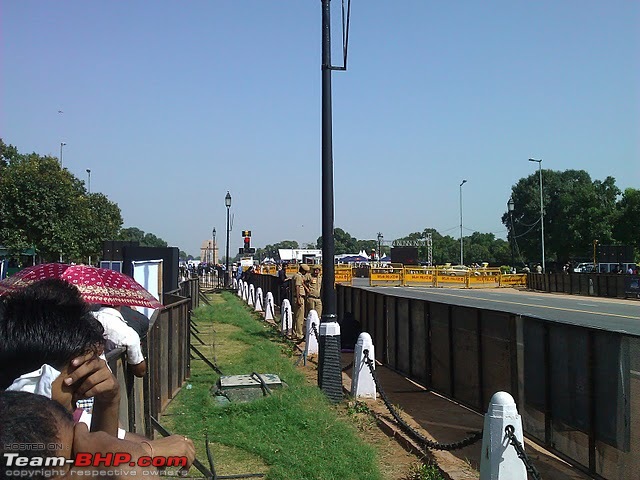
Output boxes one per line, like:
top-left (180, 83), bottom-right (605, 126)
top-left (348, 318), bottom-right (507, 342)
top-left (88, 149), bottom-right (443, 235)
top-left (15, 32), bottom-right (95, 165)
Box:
top-left (292, 263), bottom-right (310, 339)
top-left (305, 266), bottom-right (322, 319)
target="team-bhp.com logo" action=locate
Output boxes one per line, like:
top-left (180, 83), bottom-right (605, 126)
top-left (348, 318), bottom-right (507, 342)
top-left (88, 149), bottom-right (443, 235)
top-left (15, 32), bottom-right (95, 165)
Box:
top-left (3, 451), bottom-right (188, 476)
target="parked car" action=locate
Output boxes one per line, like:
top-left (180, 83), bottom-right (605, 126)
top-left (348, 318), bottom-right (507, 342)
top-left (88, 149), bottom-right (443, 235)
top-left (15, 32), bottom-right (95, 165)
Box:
top-left (442, 265), bottom-right (470, 276)
top-left (573, 263), bottom-right (595, 273)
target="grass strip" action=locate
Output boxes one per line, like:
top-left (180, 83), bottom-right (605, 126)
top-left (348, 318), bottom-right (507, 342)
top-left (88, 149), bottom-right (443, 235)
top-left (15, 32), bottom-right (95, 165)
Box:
top-left (162, 291), bottom-right (381, 480)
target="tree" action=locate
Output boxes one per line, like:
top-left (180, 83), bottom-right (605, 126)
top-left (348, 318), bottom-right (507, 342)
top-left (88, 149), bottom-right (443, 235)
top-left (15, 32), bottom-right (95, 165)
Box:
top-left (0, 141), bottom-right (122, 262)
top-left (504, 169), bottom-right (620, 264)
top-left (117, 227), bottom-right (168, 248)
top-left (612, 188), bottom-right (640, 256)
top-left (316, 228), bottom-right (358, 255)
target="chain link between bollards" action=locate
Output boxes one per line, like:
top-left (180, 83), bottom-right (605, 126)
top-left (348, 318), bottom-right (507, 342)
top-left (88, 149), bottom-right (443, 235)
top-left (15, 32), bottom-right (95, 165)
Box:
top-left (505, 425), bottom-right (542, 480)
top-left (363, 350), bottom-right (483, 452)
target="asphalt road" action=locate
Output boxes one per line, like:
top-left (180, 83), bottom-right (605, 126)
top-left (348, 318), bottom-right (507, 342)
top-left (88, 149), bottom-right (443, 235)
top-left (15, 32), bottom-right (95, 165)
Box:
top-left (351, 278), bottom-right (640, 336)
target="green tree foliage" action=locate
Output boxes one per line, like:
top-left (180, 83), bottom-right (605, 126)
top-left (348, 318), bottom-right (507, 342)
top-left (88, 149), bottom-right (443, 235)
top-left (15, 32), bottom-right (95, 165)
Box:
top-left (261, 240), bottom-right (299, 261)
top-left (0, 140), bottom-right (122, 262)
top-left (117, 227), bottom-right (168, 248)
top-left (504, 169), bottom-right (621, 263)
top-left (316, 228), bottom-right (359, 255)
top-left (612, 188), bottom-right (640, 256)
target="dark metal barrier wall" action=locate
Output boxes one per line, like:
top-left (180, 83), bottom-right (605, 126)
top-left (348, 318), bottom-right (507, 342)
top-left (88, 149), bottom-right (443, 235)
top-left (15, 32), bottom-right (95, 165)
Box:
top-left (527, 273), bottom-right (638, 299)
top-left (337, 284), bottom-right (639, 480)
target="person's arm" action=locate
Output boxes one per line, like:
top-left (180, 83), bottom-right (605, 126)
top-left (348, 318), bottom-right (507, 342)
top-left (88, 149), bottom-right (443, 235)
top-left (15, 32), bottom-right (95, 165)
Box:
top-left (64, 352), bottom-right (120, 436)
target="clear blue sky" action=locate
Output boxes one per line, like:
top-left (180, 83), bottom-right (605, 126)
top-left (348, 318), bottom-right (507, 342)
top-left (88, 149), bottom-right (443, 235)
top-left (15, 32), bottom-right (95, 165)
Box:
top-left (2, 1), bottom-right (638, 257)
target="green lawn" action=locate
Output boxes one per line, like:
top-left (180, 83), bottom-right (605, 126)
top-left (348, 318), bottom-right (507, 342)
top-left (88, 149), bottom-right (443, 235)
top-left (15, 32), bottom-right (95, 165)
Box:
top-left (161, 291), bottom-right (381, 480)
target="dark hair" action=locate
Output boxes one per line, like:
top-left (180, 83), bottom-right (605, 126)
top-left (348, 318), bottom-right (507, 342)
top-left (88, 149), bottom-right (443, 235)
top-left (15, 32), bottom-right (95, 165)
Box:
top-left (0, 390), bottom-right (73, 478)
top-left (0, 279), bottom-right (105, 389)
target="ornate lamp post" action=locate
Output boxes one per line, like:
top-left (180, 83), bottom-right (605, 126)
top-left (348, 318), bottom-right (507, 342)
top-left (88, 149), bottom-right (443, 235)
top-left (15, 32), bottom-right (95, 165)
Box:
top-left (86, 169), bottom-right (91, 193)
top-left (377, 232), bottom-right (383, 262)
top-left (225, 192), bottom-right (231, 287)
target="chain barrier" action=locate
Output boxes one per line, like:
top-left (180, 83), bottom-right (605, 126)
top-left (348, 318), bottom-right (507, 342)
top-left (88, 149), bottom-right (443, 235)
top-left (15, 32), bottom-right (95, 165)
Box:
top-left (267, 298), bottom-right (276, 319)
top-left (362, 350), bottom-right (483, 452)
top-left (311, 323), bottom-right (319, 341)
top-left (505, 425), bottom-right (542, 480)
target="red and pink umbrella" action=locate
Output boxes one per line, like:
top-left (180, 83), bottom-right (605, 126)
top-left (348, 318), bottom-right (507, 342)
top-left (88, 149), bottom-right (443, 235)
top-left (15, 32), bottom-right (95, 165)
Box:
top-left (0, 263), bottom-right (163, 309)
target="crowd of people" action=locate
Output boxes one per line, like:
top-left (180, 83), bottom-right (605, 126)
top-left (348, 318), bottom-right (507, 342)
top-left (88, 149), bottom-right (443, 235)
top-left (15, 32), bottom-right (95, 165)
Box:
top-left (0, 279), bottom-right (196, 479)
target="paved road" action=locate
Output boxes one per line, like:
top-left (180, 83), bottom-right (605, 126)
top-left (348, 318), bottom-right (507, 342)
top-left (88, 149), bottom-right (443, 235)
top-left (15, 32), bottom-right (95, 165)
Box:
top-left (351, 278), bottom-right (640, 336)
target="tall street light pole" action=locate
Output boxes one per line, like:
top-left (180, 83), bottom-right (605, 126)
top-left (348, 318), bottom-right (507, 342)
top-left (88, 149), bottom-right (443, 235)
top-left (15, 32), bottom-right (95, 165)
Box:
top-left (225, 191), bottom-right (231, 288)
top-left (459, 179), bottom-right (467, 265)
top-left (377, 232), bottom-right (383, 262)
top-left (507, 197), bottom-right (515, 269)
top-left (528, 158), bottom-right (545, 273)
top-left (318, 0), bottom-right (344, 403)
top-left (60, 142), bottom-right (66, 167)
top-left (86, 169), bottom-right (91, 194)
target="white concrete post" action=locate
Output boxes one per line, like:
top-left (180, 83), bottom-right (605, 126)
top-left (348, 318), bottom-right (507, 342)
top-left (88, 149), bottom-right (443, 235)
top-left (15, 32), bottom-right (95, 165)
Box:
top-left (304, 310), bottom-right (320, 356)
top-left (232, 277), bottom-right (238, 289)
top-left (242, 281), bottom-right (249, 302)
top-left (479, 391), bottom-right (527, 480)
top-left (237, 280), bottom-right (244, 297)
top-left (264, 292), bottom-right (275, 321)
top-left (254, 287), bottom-right (264, 312)
top-left (248, 284), bottom-right (255, 305)
top-left (351, 332), bottom-right (376, 399)
top-left (280, 299), bottom-right (292, 334)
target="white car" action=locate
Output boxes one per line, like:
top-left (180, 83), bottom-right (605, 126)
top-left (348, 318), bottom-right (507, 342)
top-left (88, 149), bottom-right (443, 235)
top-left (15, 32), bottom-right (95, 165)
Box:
top-left (573, 263), bottom-right (595, 273)
top-left (442, 265), bottom-right (470, 276)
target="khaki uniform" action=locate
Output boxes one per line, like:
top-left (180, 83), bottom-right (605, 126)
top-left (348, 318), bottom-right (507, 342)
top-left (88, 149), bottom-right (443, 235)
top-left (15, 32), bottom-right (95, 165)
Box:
top-left (292, 269), bottom-right (308, 337)
top-left (305, 273), bottom-right (322, 319)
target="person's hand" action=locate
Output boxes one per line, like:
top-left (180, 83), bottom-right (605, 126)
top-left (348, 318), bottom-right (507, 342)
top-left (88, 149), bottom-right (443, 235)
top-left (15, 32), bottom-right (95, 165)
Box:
top-left (148, 435), bottom-right (196, 468)
top-left (65, 352), bottom-right (120, 405)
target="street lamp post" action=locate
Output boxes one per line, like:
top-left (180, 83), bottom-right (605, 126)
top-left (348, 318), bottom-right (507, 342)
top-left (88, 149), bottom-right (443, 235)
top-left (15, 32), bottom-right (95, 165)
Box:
top-left (377, 232), bottom-right (383, 262)
top-left (507, 197), bottom-right (515, 269)
top-left (528, 158), bottom-right (545, 273)
top-left (60, 142), bottom-right (66, 167)
top-left (225, 192), bottom-right (231, 288)
top-left (459, 179), bottom-right (467, 265)
top-left (86, 169), bottom-right (91, 194)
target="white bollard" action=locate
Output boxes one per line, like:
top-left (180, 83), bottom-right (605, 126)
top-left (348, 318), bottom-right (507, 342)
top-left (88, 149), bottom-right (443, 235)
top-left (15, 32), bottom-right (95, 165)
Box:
top-left (237, 280), bottom-right (244, 297)
top-left (254, 287), bottom-right (264, 312)
top-left (280, 299), bottom-right (292, 334)
top-left (248, 284), bottom-right (255, 305)
top-left (232, 277), bottom-right (238, 289)
top-left (351, 332), bottom-right (376, 399)
top-left (242, 281), bottom-right (249, 302)
top-left (264, 292), bottom-right (275, 321)
top-left (304, 310), bottom-right (320, 356)
top-left (479, 392), bottom-right (527, 480)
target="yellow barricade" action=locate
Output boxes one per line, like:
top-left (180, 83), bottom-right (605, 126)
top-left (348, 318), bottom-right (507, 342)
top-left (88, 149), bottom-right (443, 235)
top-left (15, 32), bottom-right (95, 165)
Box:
top-left (468, 273), bottom-right (500, 288)
top-left (335, 266), bottom-right (353, 285)
top-left (261, 265), bottom-right (277, 275)
top-left (499, 274), bottom-right (527, 286)
top-left (285, 264), bottom-right (299, 277)
top-left (370, 267), bottom-right (403, 286)
top-left (402, 267), bottom-right (435, 287)
top-left (435, 271), bottom-right (469, 287)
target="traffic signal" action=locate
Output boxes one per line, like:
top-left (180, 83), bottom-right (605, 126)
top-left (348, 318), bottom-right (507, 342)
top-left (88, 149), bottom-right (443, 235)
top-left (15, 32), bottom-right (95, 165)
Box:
top-left (241, 230), bottom-right (251, 237)
top-left (244, 237), bottom-right (251, 250)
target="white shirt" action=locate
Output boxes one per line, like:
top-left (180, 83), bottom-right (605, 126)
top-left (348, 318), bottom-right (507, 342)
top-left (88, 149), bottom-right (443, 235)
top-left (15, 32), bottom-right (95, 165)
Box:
top-left (92, 307), bottom-right (145, 365)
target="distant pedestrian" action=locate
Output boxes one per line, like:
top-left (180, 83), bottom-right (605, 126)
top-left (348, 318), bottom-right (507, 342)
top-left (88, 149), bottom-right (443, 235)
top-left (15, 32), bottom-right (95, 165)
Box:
top-left (535, 264), bottom-right (542, 274)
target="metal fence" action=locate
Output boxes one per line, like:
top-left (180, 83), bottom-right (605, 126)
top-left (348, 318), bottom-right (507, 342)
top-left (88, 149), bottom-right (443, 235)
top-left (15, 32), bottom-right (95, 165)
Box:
top-left (337, 284), bottom-right (639, 480)
top-left (105, 279), bottom-right (197, 438)
top-left (528, 272), bottom-right (640, 299)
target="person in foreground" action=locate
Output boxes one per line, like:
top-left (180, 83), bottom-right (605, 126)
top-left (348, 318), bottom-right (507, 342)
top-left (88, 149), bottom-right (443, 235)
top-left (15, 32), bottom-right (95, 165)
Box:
top-left (0, 279), bottom-right (195, 466)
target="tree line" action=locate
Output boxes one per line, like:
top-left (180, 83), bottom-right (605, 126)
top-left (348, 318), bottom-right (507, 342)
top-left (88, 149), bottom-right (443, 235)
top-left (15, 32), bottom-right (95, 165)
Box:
top-left (0, 140), bottom-right (176, 263)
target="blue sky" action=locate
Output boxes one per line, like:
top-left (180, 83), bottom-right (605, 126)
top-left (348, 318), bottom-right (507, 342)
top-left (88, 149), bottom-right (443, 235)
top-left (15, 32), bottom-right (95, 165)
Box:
top-left (2, 1), bottom-right (638, 257)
